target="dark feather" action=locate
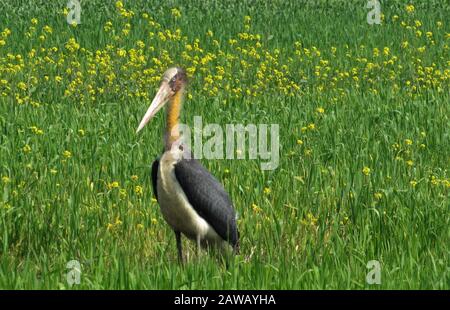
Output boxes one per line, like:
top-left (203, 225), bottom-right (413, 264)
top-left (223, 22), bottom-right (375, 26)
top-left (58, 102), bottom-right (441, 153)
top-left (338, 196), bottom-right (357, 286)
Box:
top-left (174, 158), bottom-right (239, 247)
top-left (151, 159), bottom-right (159, 201)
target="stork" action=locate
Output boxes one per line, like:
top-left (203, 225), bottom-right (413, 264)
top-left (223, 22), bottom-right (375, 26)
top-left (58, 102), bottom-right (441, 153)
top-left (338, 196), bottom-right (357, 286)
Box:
top-left (136, 67), bottom-right (239, 262)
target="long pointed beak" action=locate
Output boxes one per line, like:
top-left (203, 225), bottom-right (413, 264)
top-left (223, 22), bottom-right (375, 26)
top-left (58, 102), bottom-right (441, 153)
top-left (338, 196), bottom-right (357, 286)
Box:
top-left (136, 82), bottom-right (172, 133)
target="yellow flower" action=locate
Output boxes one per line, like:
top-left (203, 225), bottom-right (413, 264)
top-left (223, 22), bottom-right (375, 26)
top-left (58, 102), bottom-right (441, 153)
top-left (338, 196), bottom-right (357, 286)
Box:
top-left (2, 203), bottom-right (12, 210)
top-left (171, 8), bottom-right (181, 18)
top-left (50, 169), bottom-right (58, 174)
top-left (296, 139), bottom-right (303, 145)
top-left (65, 38), bottom-right (80, 52)
top-left (301, 212), bottom-right (318, 226)
top-left (117, 49), bottom-right (126, 57)
top-left (78, 129), bottom-right (85, 136)
top-left (136, 40), bottom-right (145, 49)
top-left (410, 180), bottom-right (417, 188)
top-left (374, 192), bottom-right (382, 200)
top-left (251, 203), bottom-right (262, 213)
top-left (307, 123), bottom-right (315, 130)
top-left (151, 218), bottom-right (158, 225)
top-left (362, 166), bottom-right (371, 176)
top-left (405, 4), bottom-right (415, 14)
top-left (406, 160), bottom-right (414, 167)
top-left (119, 189), bottom-right (127, 199)
top-left (151, 197), bottom-right (157, 203)
top-left (31, 18), bottom-right (38, 25)
top-left (137, 223), bottom-right (144, 229)
top-left (373, 48), bottom-right (379, 57)
top-left (228, 39), bottom-right (237, 46)
top-left (43, 25), bottom-right (52, 33)
top-left (430, 176), bottom-right (439, 186)
top-left (107, 181), bottom-right (120, 190)
top-left (404, 139), bottom-right (413, 146)
top-left (316, 107), bottom-right (325, 114)
top-left (131, 175), bottom-right (139, 181)
top-left (104, 21), bottom-right (113, 32)
top-left (17, 82), bottom-right (26, 91)
top-left (107, 223), bottom-right (114, 230)
top-left (29, 126), bottom-right (43, 135)
top-left (417, 46), bottom-right (426, 53)
top-left (115, 1), bottom-right (123, 9)
top-left (263, 187), bottom-right (271, 195)
top-left (63, 150), bottom-right (72, 158)
top-left (135, 185), bottom-right (143, 196)
top-left (22, 144), bottom-right (31, 153)
top-left (2, 176), bottom-right (10, 184)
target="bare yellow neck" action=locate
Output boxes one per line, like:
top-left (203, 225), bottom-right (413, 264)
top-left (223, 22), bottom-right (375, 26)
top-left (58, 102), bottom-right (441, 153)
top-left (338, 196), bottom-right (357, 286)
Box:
top-left (165, 89), bottom-right (184, 150)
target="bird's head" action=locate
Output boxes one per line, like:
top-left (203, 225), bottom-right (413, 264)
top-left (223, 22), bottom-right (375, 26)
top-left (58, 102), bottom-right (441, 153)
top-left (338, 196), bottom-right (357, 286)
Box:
top-left (136, 67), bottom-right (187, 133)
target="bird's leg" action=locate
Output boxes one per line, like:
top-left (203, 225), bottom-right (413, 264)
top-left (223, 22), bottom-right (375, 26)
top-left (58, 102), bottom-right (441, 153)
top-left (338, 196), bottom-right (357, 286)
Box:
top-left (175, 231), bottom-right (183, 264)
top-left (196, 234), bottom-right (202, 257)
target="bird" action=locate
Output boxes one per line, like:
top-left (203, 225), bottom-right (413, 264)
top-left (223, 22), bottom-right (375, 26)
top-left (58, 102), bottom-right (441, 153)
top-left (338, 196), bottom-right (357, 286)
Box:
top-left (136, 67), bottom-right (239, 262)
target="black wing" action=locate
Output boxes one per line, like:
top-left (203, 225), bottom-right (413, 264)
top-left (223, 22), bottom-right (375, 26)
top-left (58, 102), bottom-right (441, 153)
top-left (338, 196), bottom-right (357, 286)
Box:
top-left (151, 159), bottom-right (159, 201)
top-left (174, 158), bottom-right (239, 247)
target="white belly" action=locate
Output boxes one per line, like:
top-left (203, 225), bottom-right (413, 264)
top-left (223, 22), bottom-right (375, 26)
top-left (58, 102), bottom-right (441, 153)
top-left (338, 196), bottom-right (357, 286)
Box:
top-left (157, 150), bottom-right (224, 245)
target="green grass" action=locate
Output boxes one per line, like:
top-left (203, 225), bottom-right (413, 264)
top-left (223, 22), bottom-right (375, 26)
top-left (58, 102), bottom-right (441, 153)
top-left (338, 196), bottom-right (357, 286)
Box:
top-left (0, 0), bottom-right (449, 289)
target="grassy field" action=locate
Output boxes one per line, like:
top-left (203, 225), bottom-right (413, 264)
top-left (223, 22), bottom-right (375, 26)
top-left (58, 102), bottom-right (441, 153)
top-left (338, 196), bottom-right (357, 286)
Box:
top-left (0, 0), bottom-right (449, 289)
